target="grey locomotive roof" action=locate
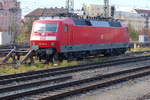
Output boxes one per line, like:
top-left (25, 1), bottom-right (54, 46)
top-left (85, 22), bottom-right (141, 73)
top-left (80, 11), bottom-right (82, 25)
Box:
top-left (72, 18), bottom-right (122, 27)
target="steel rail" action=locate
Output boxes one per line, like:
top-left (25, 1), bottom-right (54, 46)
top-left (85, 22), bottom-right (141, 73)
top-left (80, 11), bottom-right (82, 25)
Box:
top-left (0, 76), bottom-right (72, 93)
top-left (39, 66), bottom-right (150, 100)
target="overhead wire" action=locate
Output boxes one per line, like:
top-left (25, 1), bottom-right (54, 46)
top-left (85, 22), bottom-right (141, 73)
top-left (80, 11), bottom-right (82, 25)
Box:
top-left (19, 0), bottom-right (150, 16)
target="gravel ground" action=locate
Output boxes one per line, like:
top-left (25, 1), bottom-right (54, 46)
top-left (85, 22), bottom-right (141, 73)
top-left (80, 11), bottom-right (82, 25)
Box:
top-left (72, 60), bottom-right (150, 80)
top-left (65, 75), bottom-right (150, 100)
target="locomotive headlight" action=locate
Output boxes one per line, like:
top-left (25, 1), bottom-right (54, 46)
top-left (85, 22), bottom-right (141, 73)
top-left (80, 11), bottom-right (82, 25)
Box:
top-left (32, 42), bottom-right (35, 45)
top-left (51, 42), bottom-right (55, 46)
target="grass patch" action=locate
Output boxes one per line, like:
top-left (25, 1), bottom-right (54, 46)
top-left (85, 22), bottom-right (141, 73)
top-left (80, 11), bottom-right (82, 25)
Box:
top-left (0, 60), bottom-right (80, 75)
top-left (0, 65), bottom-right (37, 74)
top-left (130, 47), bottom-right (150, 52)
top-left (0, 57), bottom-right (107, 75)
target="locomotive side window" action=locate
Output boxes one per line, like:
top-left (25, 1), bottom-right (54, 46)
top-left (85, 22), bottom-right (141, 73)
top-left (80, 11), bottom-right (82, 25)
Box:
top-left (33, 23), bottom-right (58, 32)
top-left (64, 24), bottom-right (68, 32)
top-left (109, 22), bottom-right (122, 27)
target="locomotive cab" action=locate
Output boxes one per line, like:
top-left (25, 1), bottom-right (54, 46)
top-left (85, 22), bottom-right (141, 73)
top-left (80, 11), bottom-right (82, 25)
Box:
top-left (30, 20), bottom-right (62, 61)
top-left (31, 22), bottom-right (58, 48)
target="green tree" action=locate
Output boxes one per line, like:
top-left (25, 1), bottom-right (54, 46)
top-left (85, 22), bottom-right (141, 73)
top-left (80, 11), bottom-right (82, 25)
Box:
top-left (128, 23), bottom-right (138, 41)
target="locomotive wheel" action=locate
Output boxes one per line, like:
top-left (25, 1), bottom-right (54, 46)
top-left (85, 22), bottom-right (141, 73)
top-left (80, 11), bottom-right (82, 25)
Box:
top-left (112, 49), bottom-right (120, 56)
top-left (103, 50), bottom-right (111, 56)
top-left (58, 55), bottom-right (63, 62)
top-left (44, 55), bottom-right (52, 64)
top-left (52, 53), bottom-right (60, 62)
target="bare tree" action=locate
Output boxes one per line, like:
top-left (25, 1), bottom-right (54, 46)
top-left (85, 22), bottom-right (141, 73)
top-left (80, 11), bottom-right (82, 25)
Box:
top-left (15, 19), bottom-right (33, 44)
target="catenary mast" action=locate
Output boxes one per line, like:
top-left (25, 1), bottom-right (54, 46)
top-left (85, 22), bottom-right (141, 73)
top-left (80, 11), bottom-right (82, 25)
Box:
top-left (66, 0), bottom-right (74, 13)
top-left (104, 0), bottom-right (109, 17)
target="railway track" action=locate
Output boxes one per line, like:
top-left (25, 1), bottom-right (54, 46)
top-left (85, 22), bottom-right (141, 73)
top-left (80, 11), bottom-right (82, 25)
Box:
top-left (0, 44), bottom-right (29, 55)
top-left (0, 62), bottom-right (150, 100)
top-left (35, 65), bottom-right (150, 100)
top-left (0, 75), bottom-right (72, 94)
top-left (0, 55), bottom-right (149, 99)
top-left (0, 54), bottom-right (150, 85)
top-left (0, 54), bottom-right (149, 83)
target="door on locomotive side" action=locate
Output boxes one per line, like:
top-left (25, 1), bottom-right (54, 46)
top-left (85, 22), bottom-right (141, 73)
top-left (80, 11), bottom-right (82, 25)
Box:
top-left (64, 24), bottom-right (74, 45)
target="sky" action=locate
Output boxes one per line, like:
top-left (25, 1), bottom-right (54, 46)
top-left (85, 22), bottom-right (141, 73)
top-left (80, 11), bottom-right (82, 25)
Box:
top-left (19, 0), bottom-right (150, 16)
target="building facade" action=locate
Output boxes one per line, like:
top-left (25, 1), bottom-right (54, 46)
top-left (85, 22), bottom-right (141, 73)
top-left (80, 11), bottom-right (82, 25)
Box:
top-left (0, 0), bottom-right (21, 44)
top-left (115, 11), bottom-right (146, 31)
top-left (82, 4), bottom-right (149, 31)
top-left (24, 7), bottom-right (67, 21)
top-left (82, 4), bottom-right (111, 17)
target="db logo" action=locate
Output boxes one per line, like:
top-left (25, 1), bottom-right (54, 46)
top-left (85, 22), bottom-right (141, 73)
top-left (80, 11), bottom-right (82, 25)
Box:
top-left (41, 33), bottom-right (45, 36)
top-left (40, 37), bottom-right (46, 40)
top-left (101, 34), bottom-right (104, 39)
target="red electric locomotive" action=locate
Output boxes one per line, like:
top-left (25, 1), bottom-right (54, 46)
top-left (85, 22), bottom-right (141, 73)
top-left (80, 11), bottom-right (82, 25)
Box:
top-left (30, 17), bottom-right (130, 62)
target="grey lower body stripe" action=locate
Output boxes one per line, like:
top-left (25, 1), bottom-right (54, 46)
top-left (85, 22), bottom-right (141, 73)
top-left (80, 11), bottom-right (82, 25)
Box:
top-left (61, 43), bottom-right (129, 53)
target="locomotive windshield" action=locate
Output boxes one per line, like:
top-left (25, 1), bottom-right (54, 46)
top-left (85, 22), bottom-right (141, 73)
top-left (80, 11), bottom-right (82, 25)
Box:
top-left (33, 23), bottom-right (58, 32)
